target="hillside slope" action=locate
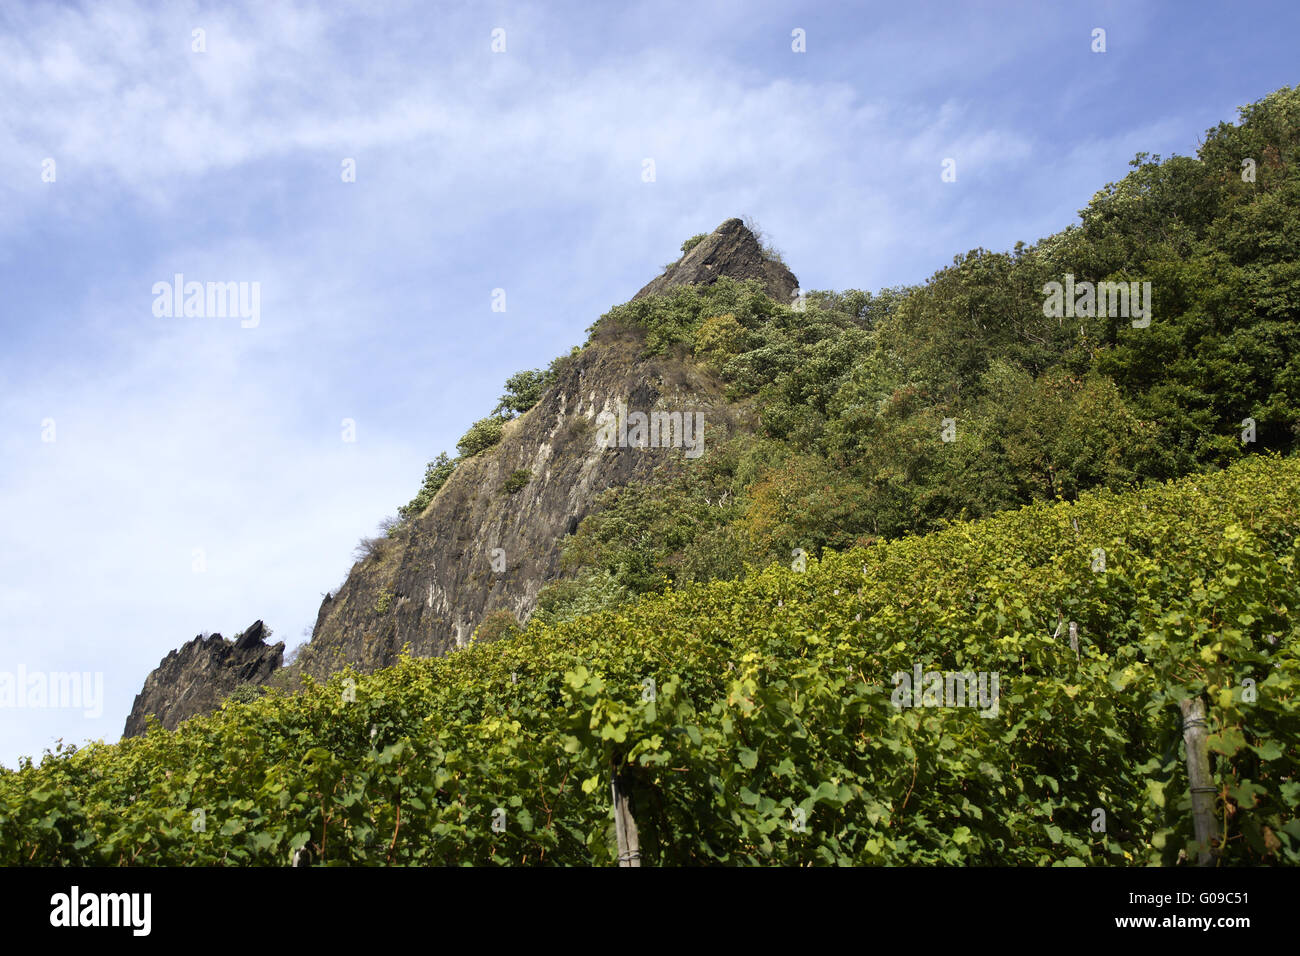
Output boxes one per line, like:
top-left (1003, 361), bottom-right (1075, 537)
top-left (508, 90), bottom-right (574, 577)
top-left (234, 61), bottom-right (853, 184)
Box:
top-left (10, 453), bottom-right (1297, 866)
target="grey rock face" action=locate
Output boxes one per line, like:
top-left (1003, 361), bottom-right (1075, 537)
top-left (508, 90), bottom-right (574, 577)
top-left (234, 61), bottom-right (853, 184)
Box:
top-left (291, 219), bottom-right (787, 681)
top-left (633, 218), bottom-right (799, 305)
top-left (297, 333), bottom-right (743, 680)
top-left (122, 621), bottom-right (283, 736)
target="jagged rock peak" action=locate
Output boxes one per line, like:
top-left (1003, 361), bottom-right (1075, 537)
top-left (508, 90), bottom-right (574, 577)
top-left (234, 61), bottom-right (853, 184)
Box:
top-left (633, 218), bottom-right (799, 305)
top-left (122, 620), bottom-right (283, 737)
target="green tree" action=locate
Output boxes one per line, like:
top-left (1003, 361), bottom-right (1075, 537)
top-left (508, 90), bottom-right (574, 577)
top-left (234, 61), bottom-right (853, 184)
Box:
top-left (399, 452), bottom-right (457, 520)
top-left (457, 416), bottom-right (507, 458)
top-left (493, 369), bottom-right (553, 417)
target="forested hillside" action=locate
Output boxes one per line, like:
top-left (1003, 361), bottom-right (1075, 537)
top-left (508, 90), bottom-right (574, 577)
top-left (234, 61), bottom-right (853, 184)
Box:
top-left (520, 86), bottom-right (1300, 622)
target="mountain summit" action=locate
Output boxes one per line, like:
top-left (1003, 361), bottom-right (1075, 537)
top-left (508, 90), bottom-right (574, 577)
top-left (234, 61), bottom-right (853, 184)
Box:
top-left (634, 218), bottom-right (799, 304)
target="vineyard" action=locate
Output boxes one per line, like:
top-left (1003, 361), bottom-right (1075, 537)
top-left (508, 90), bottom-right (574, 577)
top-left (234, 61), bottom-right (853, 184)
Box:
top-left (2, 453), bottom-right (1297, 865)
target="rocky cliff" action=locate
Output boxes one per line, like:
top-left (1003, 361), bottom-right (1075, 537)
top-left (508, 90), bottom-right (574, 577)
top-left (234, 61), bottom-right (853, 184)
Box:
top-left (295, 333), bottom-right (749, 679)
top-left (294, 217), bottom-right (795, 679)
top-left (124, 217), bottom-right (796, 717)
top-left (123, 621), bottom-right (283, 736)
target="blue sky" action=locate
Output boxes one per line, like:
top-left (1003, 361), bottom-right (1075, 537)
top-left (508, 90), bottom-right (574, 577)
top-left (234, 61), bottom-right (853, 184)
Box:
top-left (0, 0), bottom-right (1296, 767)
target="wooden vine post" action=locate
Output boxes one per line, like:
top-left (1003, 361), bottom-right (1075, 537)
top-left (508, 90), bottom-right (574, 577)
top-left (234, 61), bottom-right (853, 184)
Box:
top-left (611, 770), bottom-right (642, 867)
top-left (1179, 696), bottom-right (1218, 866)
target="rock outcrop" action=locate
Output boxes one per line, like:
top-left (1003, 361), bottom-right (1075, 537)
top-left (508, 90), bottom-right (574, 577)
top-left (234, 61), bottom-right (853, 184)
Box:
top-left (125, 218), bottom-right (798, 703)
top-left (296, 218), bottom-right (795, 680)
top-left (122, 621), bottom-right (283, 736)
top-left (634, 218), bottom-right (799, 305)
top-left (297, 333), bottom-right (747, 678)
